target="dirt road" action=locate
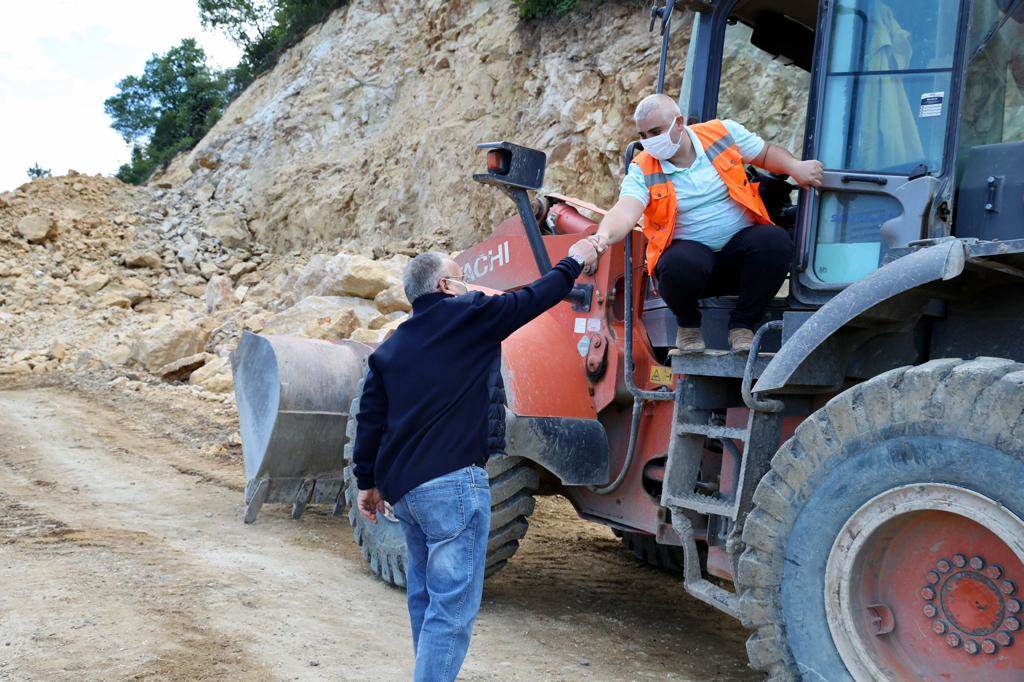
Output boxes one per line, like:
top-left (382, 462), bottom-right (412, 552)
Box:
top-left (0, 382), bottom-right (754, 681)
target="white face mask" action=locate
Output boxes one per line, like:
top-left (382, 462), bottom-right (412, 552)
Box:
top-left (640, 117), bottom-right (682, 160)
top-left (442, 277), bottom-right (468, 295)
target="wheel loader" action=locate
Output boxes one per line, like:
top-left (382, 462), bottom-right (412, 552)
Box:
top-left (232, 0), bottom-right (1024, 677)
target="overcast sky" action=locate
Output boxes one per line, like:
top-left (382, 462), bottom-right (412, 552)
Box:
top-left (0, 1), bottom-right (242, 193)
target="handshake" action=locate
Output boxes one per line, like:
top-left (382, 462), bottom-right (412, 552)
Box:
top-left (567, 234), bottom-right (609, 276)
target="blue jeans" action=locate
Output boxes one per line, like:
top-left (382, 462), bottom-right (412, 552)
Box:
top-left (393, 465), bottom-right (490, 682)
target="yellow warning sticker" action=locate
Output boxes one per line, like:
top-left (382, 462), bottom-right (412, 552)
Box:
top-left (649, 365), bottom-right (673, 387)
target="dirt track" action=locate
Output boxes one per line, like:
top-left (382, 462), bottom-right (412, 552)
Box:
top-left (0, 381), bottom-right (754, 681)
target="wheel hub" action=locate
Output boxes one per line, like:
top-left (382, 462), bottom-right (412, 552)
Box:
top-left (920, 553), bottom-right (1020, 655)
top-left (825, 483), bottom-right (1024, 680)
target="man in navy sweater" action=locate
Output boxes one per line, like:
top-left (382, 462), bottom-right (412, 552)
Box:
top-left (352, 240), bottom-right (596, 681)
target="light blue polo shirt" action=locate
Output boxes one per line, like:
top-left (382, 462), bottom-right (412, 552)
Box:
top-left (620, 119), bottom-right (766, 251)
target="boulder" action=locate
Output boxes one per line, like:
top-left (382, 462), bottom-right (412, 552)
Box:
top-left (189, 355), bottom-right (233, 393)
top-left (95, 291), bottom-right (133, 309)
top-left (76, 272), bottom-right (110, 295)
top-left (198, 260), bottom-right (219, 280)
top-left (229, 261), bottom-right (257, 279)
top-left (157, 352), bottom-right (211, 381)
top-left (334, 256), bottom-right (399, 299)
top-left (17, 214), bottom-right (55, 243)
top-left (206, 214), bottom-right (249, 248)
top-left (124, 250), bottom-right (163, 269)
top-left (131, 317), bottom-right (212, 372)
top-left (204, 275), bottom-right (235, 313)
top-left (261, 295), bottom-right (382, 340)
top-left (349, 327), bottom-right (386, 344)
top-left (374, 284), bottom-right (411, 314)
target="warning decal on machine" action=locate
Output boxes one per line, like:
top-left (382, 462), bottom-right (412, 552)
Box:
top-left (919, 92), bottom-right (944, 118)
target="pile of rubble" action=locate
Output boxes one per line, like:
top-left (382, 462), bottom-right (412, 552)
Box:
top-left (0, 173), bottom-right (412, 398)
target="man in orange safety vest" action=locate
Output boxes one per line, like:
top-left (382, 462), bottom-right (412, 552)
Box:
top-left (589, 93), bottom-right (824, 353)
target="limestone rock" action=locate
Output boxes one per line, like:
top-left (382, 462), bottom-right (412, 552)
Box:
top-left (205, 275), bottom-right (235, 313)
top-left (335, 256), bottom-right (399, 299)
top-left (206, 214), bottom-right (249, 248)
top-left (76, 272), bottom-right (110, 295)
top-left (96, 291), bottom-right (133, 308)
top-left (189, 355), bottom-right (233, 393)
top-left (374, 284), bottom-right (411, 314)
top-left (198, 261), bottom-right (219, 280)
top-left (229, 261), bottom-right (257, 279)
top-left (261, 295), bottom-right (381, 340)
top-left (349, 327), bottom-right (385, 344)
top-left (17, 214), bottom-right (55, 243)
top-left (157, 352), bottom-right (211, 381)
top-left (124, 250), bottom-right (163, 269)
top-left (131, 317), bottom-right (212, 372)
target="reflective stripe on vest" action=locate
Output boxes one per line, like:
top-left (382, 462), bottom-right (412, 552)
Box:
top-left (632, 119), bottom-right (772, 276)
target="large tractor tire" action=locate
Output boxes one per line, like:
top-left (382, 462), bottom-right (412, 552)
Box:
top-left (342, 378), bottom-right (539, 587)
top-left (737, 358), bottom-right (1024, 680)
top-left (613, 529), bottom-right (685, 572)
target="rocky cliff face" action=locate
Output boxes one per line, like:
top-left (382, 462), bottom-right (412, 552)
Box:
top-left (158, 0), bottom-right (807, 257)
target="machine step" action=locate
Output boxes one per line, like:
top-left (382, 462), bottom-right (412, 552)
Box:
top-left (671, 349), bottom-right (774, 380)
top-left (676, 423), bottom-right (747, 440)
top-left (663, 491), bottom-right (736, 519)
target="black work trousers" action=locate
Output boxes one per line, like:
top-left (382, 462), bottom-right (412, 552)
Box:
top-left (653, 225), bottom-right (793, 331)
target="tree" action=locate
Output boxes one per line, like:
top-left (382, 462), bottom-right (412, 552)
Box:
top-left (200, 0), bottom-right (344, 91)
top-left (198, 0), bottom-right (277, 51)
top-left (105, 39), bottom-right (230, 183)
top-left (27, 163), bottom-right (51, 180)
top-left (513, 0), bottom-right (578, 19)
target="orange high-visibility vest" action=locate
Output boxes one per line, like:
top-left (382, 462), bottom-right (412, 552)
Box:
top-left (634, 119), bottom-right (773, 275)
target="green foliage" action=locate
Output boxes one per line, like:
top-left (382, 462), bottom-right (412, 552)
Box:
top-left (105, 39), bottom-right (230, 184)
top-left (513, 0), bottom-right (578, 19)
top-left (200, 0), bottom-right (345, 92)
top-left (27, 163), bottom-right (51, 180)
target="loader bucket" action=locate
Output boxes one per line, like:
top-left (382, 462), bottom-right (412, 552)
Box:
top-left (231, 331), bottom-right (372, 523)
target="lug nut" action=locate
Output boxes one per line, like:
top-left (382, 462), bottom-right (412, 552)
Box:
top-left (985, 564), bottom-right (1004, 580)
top-left (964, 639), bottom-right (980, 655)
top-left (920, 586), bottom-right (936, 600)
top-left (1007, 599), bottom-right (1021, 614)
top-left (1001, 580), bottom-right (1017, 595)
top-left (952, 554), bottom-right (967, 568)
top-left (996, 631), bottom-right (1014, 647)
top-left (937, 559), bottom-right (952, 573)
top-left (1006, 617), bottom-right (1021, 632)
top-left (946, 633), bottom-right (962, 648)
top-left (923, 604), bottom-right (938, 618)
top-left (933, 620), bottom-right (948, 634)
top-left (926, 570), bottom-right (941, 585)
top-left (970, 556), bottom-right (986, 570)
top-left (982, 638), bottom-right (999, 655)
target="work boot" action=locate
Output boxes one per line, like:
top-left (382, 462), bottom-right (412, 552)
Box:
top-left (669, 327), bottom-right (705, 355)
top-left (729, 328), bottom-right (754, 353)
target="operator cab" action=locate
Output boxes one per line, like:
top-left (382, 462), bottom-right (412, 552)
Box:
top-left (642, 0), bottom-right (1024, 352)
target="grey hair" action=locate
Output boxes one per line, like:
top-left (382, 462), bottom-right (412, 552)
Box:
top-left (634, 93), bottom-right (680, 122)
top-left (403, 251), bottom-right (451, 303)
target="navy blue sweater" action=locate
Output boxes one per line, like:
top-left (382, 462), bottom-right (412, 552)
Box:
top-left (352, 257), bottom-right (584, 504)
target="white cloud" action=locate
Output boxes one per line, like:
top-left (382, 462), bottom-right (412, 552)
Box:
top-left (0, 0), bottom-right (243, 191)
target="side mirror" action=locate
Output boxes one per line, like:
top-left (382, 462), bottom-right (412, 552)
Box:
top-left (473, 141), bottom-right (592, 312)
top-left (472, 142), bottom-right (546, 191)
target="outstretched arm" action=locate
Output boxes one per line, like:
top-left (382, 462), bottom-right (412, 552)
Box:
top-left (751, 144), bottom-right (824, 189)
top-left (592, 196), bottom-right (644, 251)
top-left (472, 249), bottom-right (589, 342)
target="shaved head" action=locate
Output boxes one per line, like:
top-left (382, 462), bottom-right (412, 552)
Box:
top-left (634, 93), bottom-right (680, 124)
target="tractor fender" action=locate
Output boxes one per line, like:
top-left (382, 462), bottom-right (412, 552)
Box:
top-left (754, 239), bottom-right (968, 394)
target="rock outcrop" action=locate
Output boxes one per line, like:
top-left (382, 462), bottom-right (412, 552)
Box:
top-left (156, 1), bottom-right (806, 257)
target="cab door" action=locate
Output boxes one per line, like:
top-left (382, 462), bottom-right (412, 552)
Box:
top-left (793, 0), bottom-right (969, 305)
